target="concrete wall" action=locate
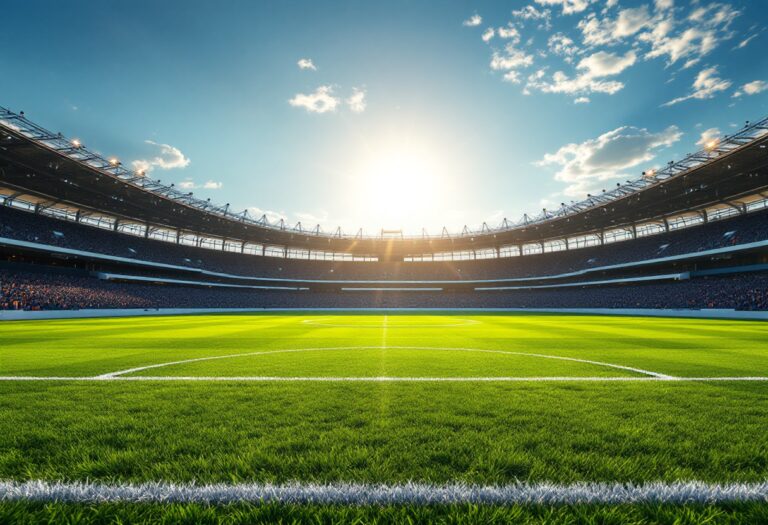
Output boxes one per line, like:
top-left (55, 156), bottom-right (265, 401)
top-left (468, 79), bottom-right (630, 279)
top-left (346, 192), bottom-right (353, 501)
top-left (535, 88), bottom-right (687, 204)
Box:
top-left (1, 307), bottom-right (767, 321)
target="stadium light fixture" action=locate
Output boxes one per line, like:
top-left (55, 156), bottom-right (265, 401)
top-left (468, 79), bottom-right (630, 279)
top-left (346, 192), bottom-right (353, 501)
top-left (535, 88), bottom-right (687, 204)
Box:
top-left (706, 139), bottom-right (719, 151)
top-left (109, 158), bottom-right (120, 166)
top-left (71, 139), bottom-right (82, 148)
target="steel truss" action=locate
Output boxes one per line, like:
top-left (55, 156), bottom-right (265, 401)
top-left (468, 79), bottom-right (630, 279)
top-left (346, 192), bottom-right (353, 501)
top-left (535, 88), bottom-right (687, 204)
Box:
top-left (2, 106), bottom-right (767, 240)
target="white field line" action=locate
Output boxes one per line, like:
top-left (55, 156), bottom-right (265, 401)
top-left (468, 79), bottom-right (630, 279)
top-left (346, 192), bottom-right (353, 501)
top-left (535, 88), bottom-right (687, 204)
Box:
top-left (301, 318), bottom-right (481, 328)
top-left (94, 346), bottom-right (670, 379)
top-left (2, 376), bottom-right (768, 382)
top-left (1, 480), bottom-right (768, 505)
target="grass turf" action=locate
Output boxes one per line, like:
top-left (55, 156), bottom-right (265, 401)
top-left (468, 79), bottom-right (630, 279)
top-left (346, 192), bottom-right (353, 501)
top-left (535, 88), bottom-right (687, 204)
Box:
top-left (3, 501), bottom-right (768, 525)
top-left (1, 313), bottom-right (767, 522)
top-left (2, 314), bottom-right (768, 378)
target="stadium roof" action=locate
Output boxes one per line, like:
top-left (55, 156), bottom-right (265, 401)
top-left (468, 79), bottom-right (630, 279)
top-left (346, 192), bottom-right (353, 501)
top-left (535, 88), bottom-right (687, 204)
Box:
top-left (1, 106), bottom-right (767, 257)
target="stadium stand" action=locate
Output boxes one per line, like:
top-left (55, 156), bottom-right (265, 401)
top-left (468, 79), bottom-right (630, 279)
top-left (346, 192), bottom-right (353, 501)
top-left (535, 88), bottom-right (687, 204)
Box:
top-left (2, 269), bottom-right (768, 311)
top-left (2, 203), bottom-right (767, 282)
top-left (1, 107), bottom-right (767, 311)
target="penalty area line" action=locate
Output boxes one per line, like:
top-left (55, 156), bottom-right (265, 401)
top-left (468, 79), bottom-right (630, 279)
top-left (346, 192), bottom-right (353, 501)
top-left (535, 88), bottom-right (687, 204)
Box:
top-left (1, 480), bottom-right (768, 505)
top-left (1, 376), bottom-right (768, 382)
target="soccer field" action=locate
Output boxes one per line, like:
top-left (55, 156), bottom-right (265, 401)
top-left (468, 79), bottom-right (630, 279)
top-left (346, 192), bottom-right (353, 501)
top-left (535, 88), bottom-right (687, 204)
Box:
top-left (1, 313), bottom-right (767, 523)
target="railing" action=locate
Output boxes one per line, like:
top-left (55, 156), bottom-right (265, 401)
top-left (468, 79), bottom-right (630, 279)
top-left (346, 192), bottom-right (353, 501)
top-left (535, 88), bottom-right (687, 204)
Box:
top-left (1, 105), bottom-right (767, 240)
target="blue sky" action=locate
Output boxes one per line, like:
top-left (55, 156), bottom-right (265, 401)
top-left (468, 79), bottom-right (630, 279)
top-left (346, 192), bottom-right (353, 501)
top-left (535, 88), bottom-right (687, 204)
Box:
top-left (2, 0), bottom-right (767, 234)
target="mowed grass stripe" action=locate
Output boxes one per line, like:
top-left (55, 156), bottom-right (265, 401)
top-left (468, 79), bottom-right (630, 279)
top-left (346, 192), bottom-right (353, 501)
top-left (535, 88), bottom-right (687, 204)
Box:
top-left (2, 314), bottom-right (767, 378)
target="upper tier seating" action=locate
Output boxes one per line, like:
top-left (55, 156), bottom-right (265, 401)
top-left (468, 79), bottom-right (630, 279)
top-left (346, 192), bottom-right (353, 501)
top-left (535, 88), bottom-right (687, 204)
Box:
top-left (1, 205), bottom-right (767, 281)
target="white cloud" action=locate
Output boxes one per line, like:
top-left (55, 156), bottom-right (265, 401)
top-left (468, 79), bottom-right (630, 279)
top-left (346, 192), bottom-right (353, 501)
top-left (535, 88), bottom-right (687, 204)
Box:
top-left (346, 87), bottom-right (367, 113)
top-left (297, 58), bottom-right (317, 71)
top-left (536, 125), bottom-right (682, 197)
top-left (525, 50), bottom-right (635, 97)
top-left (733, 80), bottom-right (768, 98)
top-left (474, 0), bottom-right (742, 100)
top-left (574, 2), bottom-right (738, 68)
top-left (695, 127), bottom-right (720, 148)
top-left (490, 44), bottom-right (535, 71)
top-left (643, 27), bottom-right (718, 66)
top-left (574, 96), bottom-right (590, 104)
top-left (548, 33), bottom-right (579, 60)
top-left (641, 3), bottom-right (739, 66)
top-left (663, 67), bottom-right (732, 106)
top-left (734, 34), bottom-right (757, 50)
top-left (288, 85), bottom-right (340, 113)
top-left (131, 140), bottom-right (190, 174)
top-left (512, 5), bottom-right (550, 20)
top-left (463, 14), bottom-right (482, 27)
top-left (578, 50), bottom-right (636, 77)
top-left (534, 0), bottom-right (592, 15)
top-left (503, 71), bottom-right (522, 84)
top-left (497, 24), bottom-right (520, 42)
top-left (176, 179), bottom-right (222, 190)
top-left (743, 80), bottom-right (768, 95)
top-left (511, 5), bottom-right (552, 30)
top-left (527, 71), bottom-right (624, 96)
top-left (482, 27), bottom-right (495, 43)
top-left (688, 3), bottom-right (739, 27)
top-left (248, 207), bottom-right (287, 224)
top-left (579, 6), bottom-right (654, 46)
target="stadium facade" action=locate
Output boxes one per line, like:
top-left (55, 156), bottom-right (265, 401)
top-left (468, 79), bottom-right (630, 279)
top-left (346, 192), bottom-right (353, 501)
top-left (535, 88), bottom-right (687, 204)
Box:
top-left (1, 106), bottom-right (767, 312)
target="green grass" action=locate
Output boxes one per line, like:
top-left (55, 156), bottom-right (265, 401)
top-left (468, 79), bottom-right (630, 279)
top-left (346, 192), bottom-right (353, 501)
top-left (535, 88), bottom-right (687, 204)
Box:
top-left (1, 313), bottom-right (767, 522)
top-left (2, 314), bottom-right (768, 378)
top-left (3, 501), bottom-right (768, 524)
top-left (2, 381), bottom-right (767, 484)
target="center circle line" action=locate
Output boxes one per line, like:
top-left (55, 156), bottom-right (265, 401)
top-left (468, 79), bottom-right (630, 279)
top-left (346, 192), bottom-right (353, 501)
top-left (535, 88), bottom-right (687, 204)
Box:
top-left (96, 346), bottom-right (670, 379)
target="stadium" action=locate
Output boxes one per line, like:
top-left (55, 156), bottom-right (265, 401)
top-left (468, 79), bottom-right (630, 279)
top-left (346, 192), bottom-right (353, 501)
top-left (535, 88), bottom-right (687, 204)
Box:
top-left (2, 1), bottom-right (768, 523)
top-left (2, 106), bottom-right (767, 313)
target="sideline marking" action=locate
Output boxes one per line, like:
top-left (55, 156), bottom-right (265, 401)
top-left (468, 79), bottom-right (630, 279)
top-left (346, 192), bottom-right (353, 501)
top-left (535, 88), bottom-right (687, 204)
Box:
top-left (93, 346), bottom-right (670, 379)
top-left (2, 376), bottom-right (768, 382)
top-left (2, 480), bottom-right (768, 504)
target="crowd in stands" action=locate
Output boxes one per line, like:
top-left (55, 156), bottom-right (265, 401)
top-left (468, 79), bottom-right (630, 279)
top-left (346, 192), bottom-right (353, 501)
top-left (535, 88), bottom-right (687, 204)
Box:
top-left (0, 271), bottom-right (147, 310)
top-left (2, 269), bottom-right (767, 311)
top-left (1, 204), bottom-right (767, 282)
top-left (1, 202), bottom-right (768, 312)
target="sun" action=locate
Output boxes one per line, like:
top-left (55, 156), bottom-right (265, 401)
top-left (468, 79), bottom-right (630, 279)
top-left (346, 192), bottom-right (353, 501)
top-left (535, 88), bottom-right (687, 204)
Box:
top-left (351, 141), bottom-right (446, 231)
